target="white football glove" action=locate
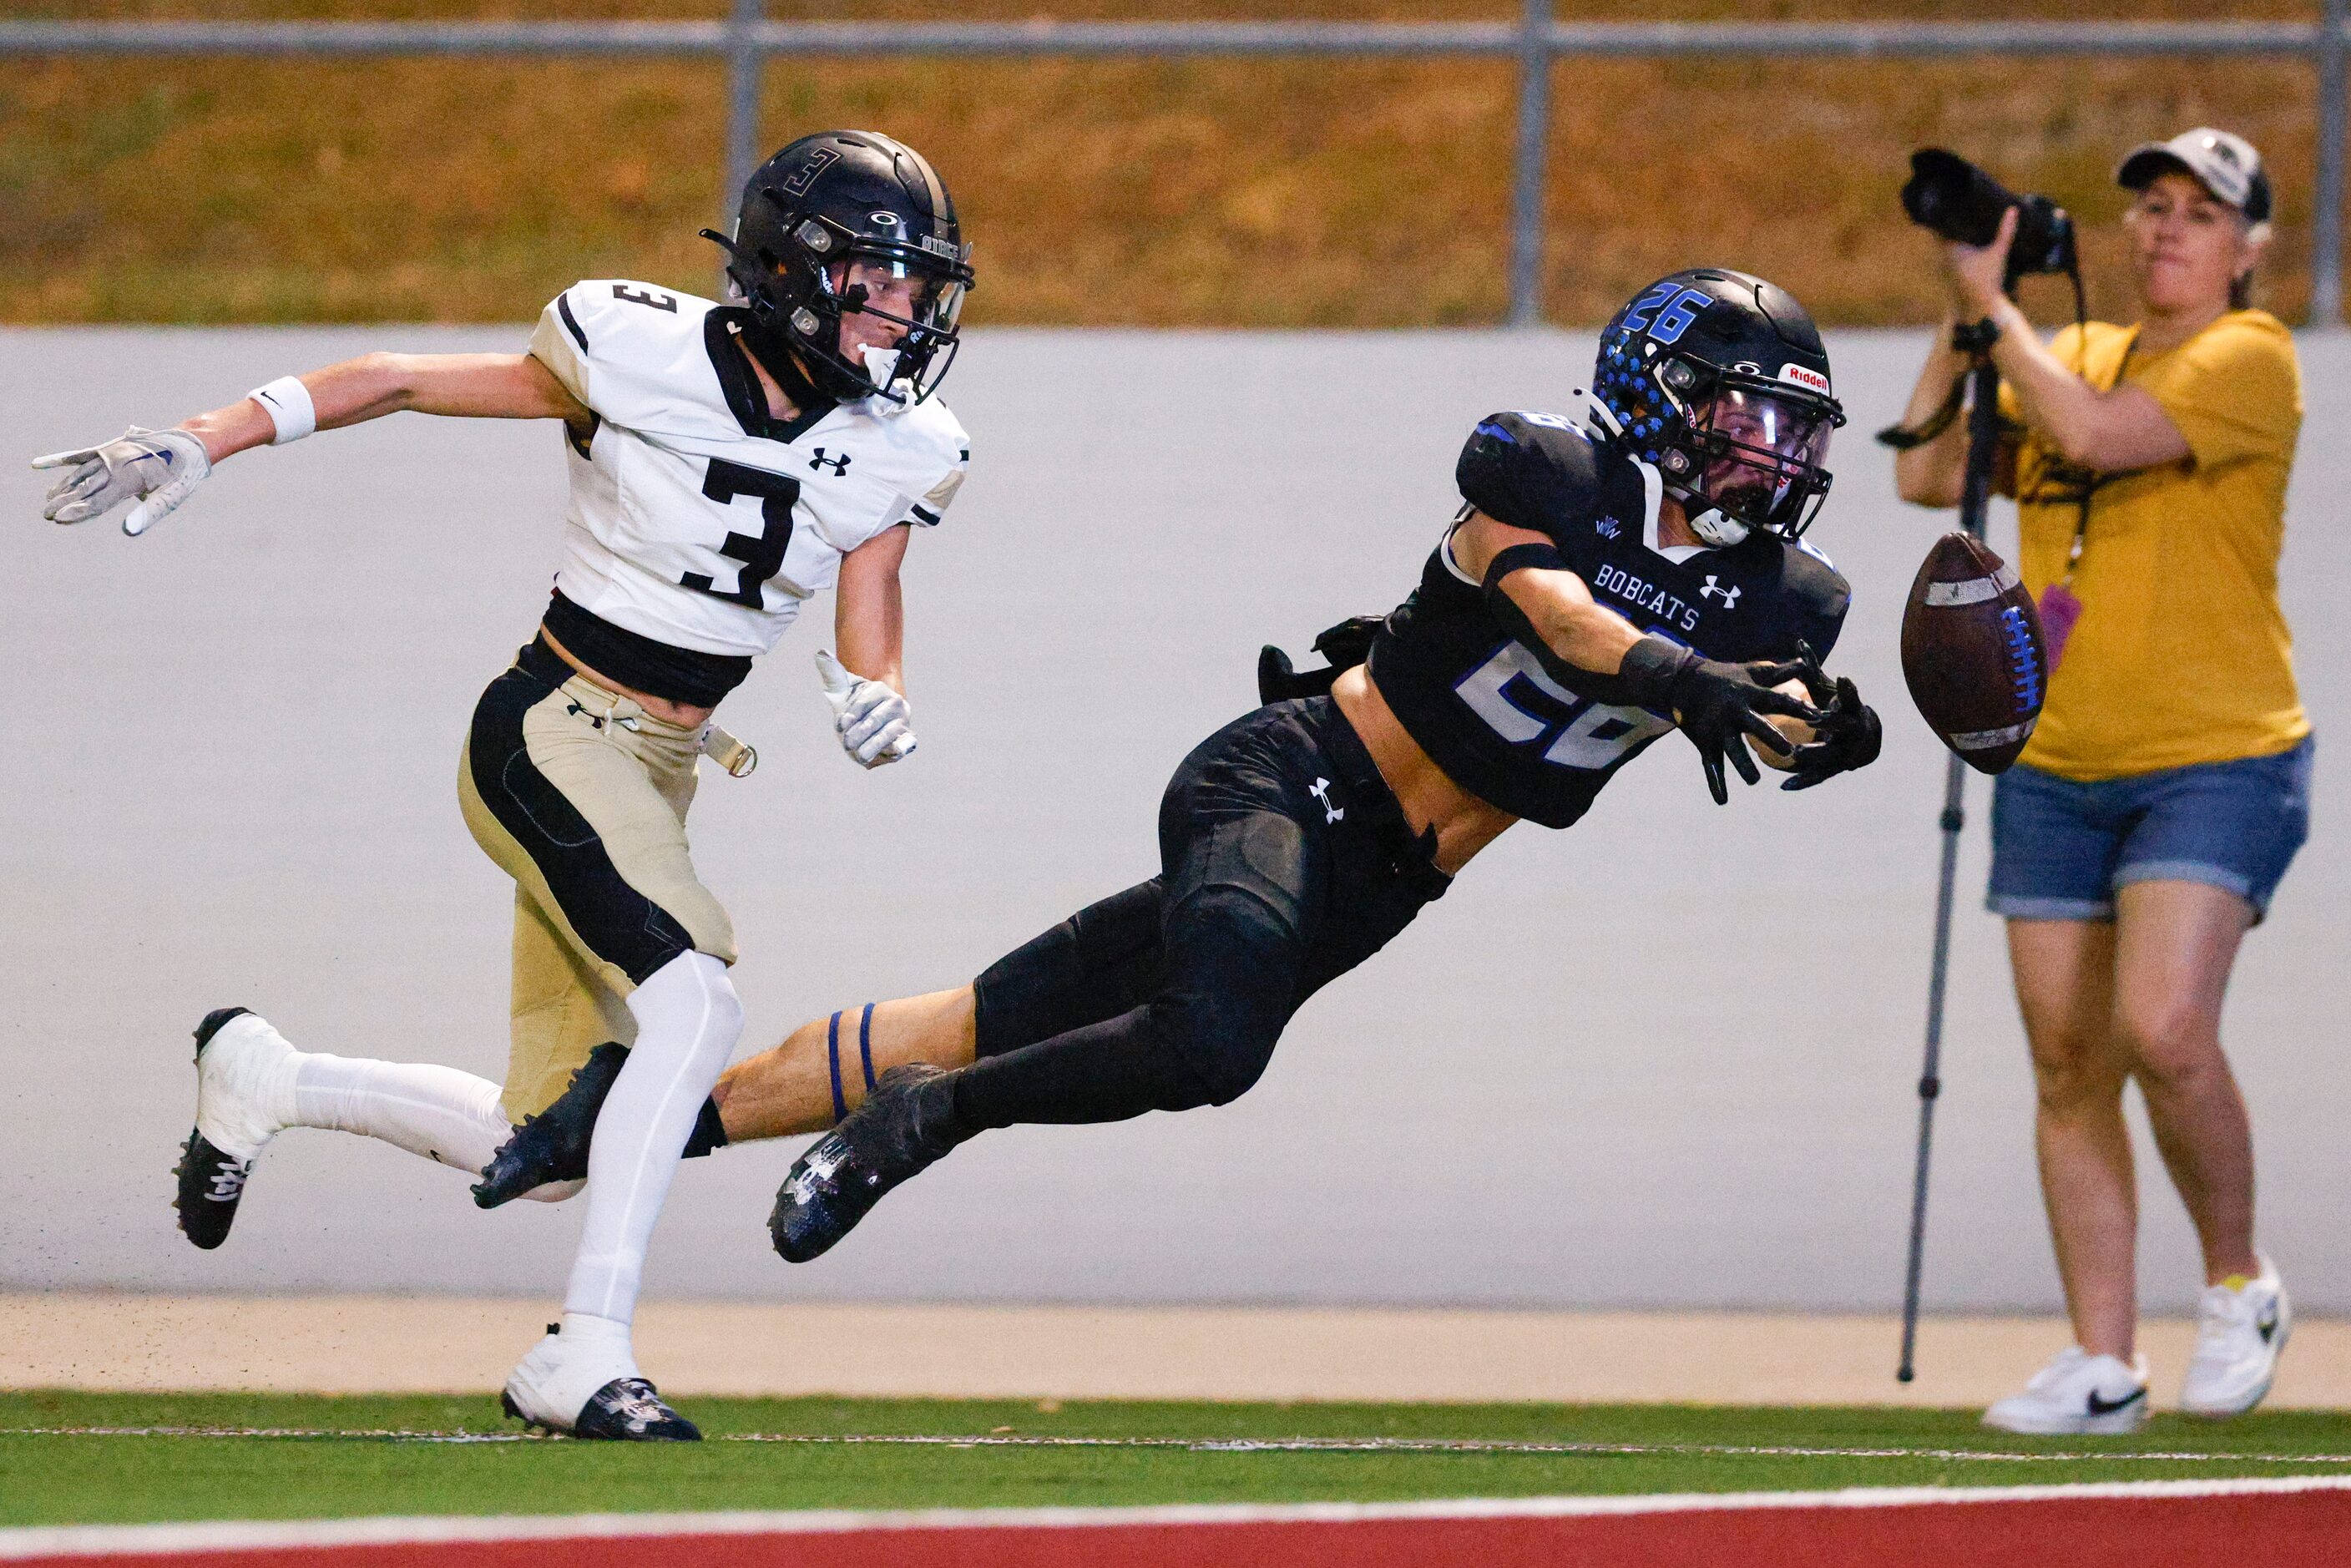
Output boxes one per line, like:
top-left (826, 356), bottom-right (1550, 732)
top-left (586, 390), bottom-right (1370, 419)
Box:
top-left (815, 649), bottom-right (917, 768)
top-left (33, 426), bottom-right (213, 537)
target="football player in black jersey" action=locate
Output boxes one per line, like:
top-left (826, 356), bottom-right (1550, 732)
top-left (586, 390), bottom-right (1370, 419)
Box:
top-left (475, 269), bottom-right (1886, 1266)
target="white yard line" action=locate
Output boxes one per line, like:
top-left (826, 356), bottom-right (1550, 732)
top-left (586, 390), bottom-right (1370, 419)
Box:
top-left (5, 1476), bottom-right (2351, 1560)
top-left (8, 1426), bottom-right (2351, 1466)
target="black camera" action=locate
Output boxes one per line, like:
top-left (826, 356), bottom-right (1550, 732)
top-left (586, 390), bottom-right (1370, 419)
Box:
top-left (1901, 149), bottom-right (2078, 285)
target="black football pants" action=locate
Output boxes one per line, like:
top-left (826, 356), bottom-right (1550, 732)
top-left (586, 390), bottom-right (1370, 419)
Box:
top-left (953, 698), bottom-right (1451, 1130)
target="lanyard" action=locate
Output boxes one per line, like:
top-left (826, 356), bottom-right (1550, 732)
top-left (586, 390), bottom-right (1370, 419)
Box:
top-left (2060, 329), bottom-right (2140, 580)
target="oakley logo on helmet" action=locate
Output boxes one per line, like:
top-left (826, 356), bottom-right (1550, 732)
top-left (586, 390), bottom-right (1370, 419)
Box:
top-left (868, 211), bottom-right (902, 229)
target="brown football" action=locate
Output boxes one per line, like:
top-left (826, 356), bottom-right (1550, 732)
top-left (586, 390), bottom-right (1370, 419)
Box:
top-left (1899, 531), bottom-right (2048, 775)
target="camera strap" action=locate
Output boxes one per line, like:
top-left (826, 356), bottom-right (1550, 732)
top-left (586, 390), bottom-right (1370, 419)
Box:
top-left (1874, 319), bottom-right (1998, 450)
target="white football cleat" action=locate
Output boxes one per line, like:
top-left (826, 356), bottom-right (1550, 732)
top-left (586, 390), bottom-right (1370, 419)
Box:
top-left (1982, 1346), bottom-right (2151, 1435)
top-left (173, 1008), bottom-right (302, 1250)
top-left (502, 1317), bottom-right (700, 1441)
top-left (2181, 1256), bottom-right (2290, 1419)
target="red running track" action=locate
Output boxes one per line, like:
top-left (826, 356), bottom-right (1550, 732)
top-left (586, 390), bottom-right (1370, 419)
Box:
top-left (8, 1479), bottom-right (2349, 1567)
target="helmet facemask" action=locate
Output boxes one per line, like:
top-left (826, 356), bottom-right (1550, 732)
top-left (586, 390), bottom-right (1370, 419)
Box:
top-left (708, 195), bottom-right (973, 407)
top-left (1650, 360), bottom-right (1841, 547)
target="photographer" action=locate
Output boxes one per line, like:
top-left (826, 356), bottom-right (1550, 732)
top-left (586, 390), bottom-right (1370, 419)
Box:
top-left (1894, 130), bottom-right (2308, 1434)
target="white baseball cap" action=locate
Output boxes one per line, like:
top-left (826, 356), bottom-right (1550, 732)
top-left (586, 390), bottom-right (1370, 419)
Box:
top-left (2116, 128), bottom-right (2272, 223)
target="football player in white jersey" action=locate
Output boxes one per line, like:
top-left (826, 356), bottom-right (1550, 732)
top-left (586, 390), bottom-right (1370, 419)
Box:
top-left (33, 129), bottom-right (974, 1440)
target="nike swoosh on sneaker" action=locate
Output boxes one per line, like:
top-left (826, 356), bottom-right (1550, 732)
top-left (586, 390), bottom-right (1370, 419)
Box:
top-left (2086, 1387), bottom-right (2146, 1417)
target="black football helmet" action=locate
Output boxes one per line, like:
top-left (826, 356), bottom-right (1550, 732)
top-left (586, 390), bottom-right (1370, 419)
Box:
top-left (1591, 269), bottom-right (1845, 546)
top-left (704, 129), bottom-right (974, 406)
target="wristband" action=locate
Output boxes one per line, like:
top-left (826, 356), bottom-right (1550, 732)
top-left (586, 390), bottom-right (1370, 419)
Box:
top-left (1613, 635), bottom-right (1699, 711)
top-left (247, 376), bottom-right (317, 445)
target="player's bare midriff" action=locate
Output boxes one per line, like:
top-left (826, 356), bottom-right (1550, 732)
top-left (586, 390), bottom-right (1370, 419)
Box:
top-left (539, 625), bottom-right (717, 731)
top-left (1330, 662), bottom-right (1515, 875)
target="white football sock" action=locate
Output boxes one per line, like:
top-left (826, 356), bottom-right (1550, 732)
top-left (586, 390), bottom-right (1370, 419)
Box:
top-left (563, 950), bottom-right (742, 1323)
top-left (292, 1055), bottom-right (512, 1178)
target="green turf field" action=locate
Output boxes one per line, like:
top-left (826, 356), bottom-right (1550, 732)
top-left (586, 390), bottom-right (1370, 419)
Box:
top-left (6, 1393), bottom-right (2351, 1528)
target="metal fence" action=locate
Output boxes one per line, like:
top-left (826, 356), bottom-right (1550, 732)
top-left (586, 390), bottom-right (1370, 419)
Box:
top-left (7, 6), bottom-right (2346, 325)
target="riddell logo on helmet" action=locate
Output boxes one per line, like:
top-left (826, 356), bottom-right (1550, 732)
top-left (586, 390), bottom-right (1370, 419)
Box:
top-left (1777, 362), bottom-right (1831, 394)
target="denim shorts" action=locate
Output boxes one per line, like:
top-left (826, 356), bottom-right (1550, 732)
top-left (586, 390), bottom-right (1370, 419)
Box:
top-left (1987, 736), bottom-right (2313, 922)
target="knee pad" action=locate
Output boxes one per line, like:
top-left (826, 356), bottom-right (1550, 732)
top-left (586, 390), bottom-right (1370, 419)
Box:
top-left (1150, 887), bottom-right (1301, 1108)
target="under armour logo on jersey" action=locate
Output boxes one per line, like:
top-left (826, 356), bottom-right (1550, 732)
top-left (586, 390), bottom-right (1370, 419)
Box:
top-left (1699, 575), bottom-right (1742, 609)
top-left (1308, 777), bottom-right (1345, 824)
top-left (808, 448), bottom-right (852, 476)
top-left (1594, 514), bottom-right (1623, 539)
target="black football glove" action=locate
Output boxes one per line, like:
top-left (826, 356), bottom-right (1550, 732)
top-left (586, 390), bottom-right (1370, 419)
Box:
top-left (1778, 642), bottom-right (1882, 792)
top-left (1644, 646), bottom-right (1823, 807)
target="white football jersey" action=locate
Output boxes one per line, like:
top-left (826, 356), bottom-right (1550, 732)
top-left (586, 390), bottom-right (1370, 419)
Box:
top-left (526, 279), bottom-right (970, 658)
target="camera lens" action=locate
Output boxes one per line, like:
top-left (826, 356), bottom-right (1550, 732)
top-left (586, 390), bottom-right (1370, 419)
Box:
top-left (1901, 149), bottom-right (2076, 282)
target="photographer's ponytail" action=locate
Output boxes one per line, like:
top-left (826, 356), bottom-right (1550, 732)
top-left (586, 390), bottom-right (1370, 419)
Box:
top-left (2230, 219), bottom-right (2271, 311)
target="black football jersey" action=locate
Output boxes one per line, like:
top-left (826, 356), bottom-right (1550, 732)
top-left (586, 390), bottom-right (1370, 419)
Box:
top-left (1368, 410), bottom-right (1850, 828)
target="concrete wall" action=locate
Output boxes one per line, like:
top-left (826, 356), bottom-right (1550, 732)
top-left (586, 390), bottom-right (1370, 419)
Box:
top-left (4, 326), bottom-right (2344, 1315)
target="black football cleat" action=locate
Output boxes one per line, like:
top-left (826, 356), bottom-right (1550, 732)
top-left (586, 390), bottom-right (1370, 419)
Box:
top-left (501, 1377), bottom-right (702, 1442)
top-left (770, 1064), bottom-right (965, 1262)
top-left (473, 1043), bottom-right (729, 1208)
top-left (472, 1041), bottom-right (630, 1209)
top-left (173, 1130), bottom-right (250, 1252)
top-left (173, 1007), bottom-right (267, 1251)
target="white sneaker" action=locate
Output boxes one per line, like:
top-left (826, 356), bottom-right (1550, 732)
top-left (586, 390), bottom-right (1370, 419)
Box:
top-left (1982, 1346), bottom-right (2151, 1435)
top-left (2181, 1256), bottom-right (2290, 1419)
top-left (173, 1008), bottom-right (302, 1250)
top-left (501, 1315), bottom-right (700, 1441)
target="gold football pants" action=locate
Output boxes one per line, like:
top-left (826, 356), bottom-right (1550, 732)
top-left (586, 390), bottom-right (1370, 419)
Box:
top-left (458, 638), bottom-right (736, 1120)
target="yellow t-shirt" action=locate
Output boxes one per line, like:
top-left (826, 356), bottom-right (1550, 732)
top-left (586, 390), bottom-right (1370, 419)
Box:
top-left (2000, 310), bottom-right (2308, 781)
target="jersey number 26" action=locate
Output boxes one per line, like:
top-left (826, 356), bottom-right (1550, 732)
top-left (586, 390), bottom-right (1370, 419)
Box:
top-left (1456, 640), bottom-right (1673, 769)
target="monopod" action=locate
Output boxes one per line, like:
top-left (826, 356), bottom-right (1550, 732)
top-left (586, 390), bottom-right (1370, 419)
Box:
top-left (1894, 342), bottom-right (2003, 1383)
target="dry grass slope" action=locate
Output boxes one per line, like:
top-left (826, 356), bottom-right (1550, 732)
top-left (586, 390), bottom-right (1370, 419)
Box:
top-left (0, 2), bottom-right (2328, 325)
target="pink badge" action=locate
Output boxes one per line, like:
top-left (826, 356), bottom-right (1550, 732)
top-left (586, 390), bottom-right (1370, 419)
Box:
top-left (2038, 580), bottom-right (2083, 672)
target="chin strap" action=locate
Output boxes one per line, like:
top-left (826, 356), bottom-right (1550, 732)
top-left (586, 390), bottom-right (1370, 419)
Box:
top-left (701, 225), bottom-right (895, 406)
top-left (1594, 382), bottom-right (1755, 547)
top-left (732, 319), bottom-right (833, 413)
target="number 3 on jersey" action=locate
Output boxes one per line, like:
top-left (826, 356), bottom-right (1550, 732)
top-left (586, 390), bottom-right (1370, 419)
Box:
top-left (685, 458), bottom-right (800, 607)
top-left (1455, 641), bottom-right (1672, 768)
